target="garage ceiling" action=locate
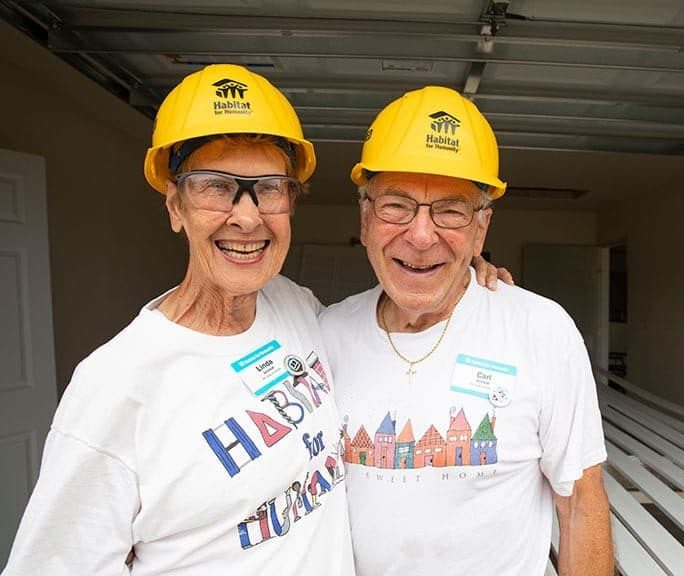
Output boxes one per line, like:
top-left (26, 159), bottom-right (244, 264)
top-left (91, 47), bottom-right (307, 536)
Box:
top-left (1, 0), bottom-right (683, 207)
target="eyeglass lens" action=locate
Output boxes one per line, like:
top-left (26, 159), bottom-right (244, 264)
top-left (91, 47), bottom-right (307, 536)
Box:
top-left (177, 171), bottom-right (299, 214)
top-left (370, 193), bottom-right (477, 229)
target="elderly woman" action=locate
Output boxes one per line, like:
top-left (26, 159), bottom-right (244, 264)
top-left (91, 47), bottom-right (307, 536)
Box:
top-left (2, 65), bottom-right (354, 575)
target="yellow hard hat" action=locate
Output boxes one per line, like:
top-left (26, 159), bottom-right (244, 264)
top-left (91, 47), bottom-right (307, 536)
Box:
top-left (144, 64), bottom-right (316, 193)
top-left (351, 86), bottom-right (506, 199)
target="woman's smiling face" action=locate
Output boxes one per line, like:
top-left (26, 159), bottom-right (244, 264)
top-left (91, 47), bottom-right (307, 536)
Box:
top-left (165, 139), bottom-right (293, 298)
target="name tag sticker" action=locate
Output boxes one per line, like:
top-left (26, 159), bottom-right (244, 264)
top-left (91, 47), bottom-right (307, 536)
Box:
top-left (450, 353), bottom-right (517, 407)
top-left (231, 339), bottom-right (290, 397)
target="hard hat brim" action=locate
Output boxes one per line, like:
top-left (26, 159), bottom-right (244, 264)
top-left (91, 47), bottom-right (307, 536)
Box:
top-left (350, 162), bottom-right (507, 200)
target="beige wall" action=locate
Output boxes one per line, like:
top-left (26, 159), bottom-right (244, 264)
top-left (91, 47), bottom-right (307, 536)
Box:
top-left (598, 172), bottom-right (684, 405)
top-left (292, 204), bottom-right (598, 281)
top-left (0, 22), bottom-right (186, 395)
top-left (485, 209), bottom-right (597, 281)
top-left (2, 20), bottom-right (681, 405)
top-left (292, 204), bottom-right (362, 246)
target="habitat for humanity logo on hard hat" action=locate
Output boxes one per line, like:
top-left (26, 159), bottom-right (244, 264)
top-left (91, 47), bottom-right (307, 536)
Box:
top-left (211, 78), bottom-right (252, 115)
top-left (426, 111), bottom-right (460, 153)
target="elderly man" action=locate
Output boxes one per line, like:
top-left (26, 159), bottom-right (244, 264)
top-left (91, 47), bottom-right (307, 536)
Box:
top-left (320, 87), bottom-right (612, 576)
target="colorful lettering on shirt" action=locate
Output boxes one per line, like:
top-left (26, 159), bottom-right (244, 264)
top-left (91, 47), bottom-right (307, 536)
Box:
top-left (202, 417), bottom-right (262, 477)
top-left (246, 410), bottom-right (292, 447)
top-left (202, 358), bottom-right (331, 476)
top-left (302, 430), bottom-right (325, 459)
top-left (201, 347), bottom-right (344, 552)
top-left (236, 461), bottom-right (340, 550)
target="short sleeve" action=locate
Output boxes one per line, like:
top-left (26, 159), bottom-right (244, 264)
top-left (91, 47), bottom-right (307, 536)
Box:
top-left (538, 320), bottom-right (607, 497)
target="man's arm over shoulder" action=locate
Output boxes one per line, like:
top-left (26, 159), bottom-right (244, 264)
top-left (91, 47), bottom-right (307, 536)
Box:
top-left (553, 463), bottom-right (613, 575)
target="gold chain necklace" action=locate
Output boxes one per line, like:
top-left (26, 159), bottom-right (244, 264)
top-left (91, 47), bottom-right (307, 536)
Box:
top-left (380, 294), bottom-right (454, 384)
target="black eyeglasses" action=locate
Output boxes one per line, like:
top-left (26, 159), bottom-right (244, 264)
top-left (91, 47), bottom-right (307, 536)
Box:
top-left (173, 170), bottom-right (302, 214)
top-left (365, 192), bottom-right (484, 229)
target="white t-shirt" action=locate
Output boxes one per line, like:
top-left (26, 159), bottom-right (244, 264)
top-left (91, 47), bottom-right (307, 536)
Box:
top-left (2, 275), bottom-right (354, 576)
top-left (320, 268), bottom-right (606, 576)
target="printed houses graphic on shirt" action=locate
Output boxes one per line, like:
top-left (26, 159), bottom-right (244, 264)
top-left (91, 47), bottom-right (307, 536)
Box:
top-left (395, 419), bottom-right (415, 469)
top-left (374, 412), bottom-right (397, 468)
top-left (415, 425), bottom-right (447, 468)
top-left (471, 413), bottom-right (498, 465)
top-left (350, 425), bottom-right (375, 466)
top-left (446, 407), bottom-right (471, 466)
top-left (342, 421), bottom-right (352, 461)
top-left (343, 406), bottom-right (497, 469)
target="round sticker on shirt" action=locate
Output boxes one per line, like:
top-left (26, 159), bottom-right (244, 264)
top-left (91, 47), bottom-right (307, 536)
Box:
top-left (284, 354), bottom-right (307, 376)
top-left (489, 385), bottom-right (511, 407)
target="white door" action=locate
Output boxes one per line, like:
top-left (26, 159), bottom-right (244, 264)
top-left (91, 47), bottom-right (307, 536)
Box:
top-left (522, 244), bottom-right (609, 369)
top-left (0, 149), bottom-right (57, 566)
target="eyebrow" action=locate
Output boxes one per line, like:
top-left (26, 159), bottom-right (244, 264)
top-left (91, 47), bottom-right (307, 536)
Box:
top-left (375, 188), bottom-right (475, 202)
top-left (373, 187), bottom-right (413, 197)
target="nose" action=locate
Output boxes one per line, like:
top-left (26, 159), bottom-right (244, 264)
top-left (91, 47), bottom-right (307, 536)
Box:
top-left (225, 191), bottom-right (263, 231)
top-left (403, 205), bottom-right (438, 248)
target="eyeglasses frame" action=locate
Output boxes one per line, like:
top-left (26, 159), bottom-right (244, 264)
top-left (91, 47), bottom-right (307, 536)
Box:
top-left (172, 169), bottom-right (302, 215)
top-left (364, 192), bottom-right (487, 229)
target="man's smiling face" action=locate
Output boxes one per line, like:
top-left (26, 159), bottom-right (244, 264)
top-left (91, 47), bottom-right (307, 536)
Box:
top-left (360, 171), bottom-right (491, 325)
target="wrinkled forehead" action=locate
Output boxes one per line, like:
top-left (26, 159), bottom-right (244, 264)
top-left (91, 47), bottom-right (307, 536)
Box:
top-left (182, 136), bottom-right (288, 174)
top-left (369, 171), bottom-right (481, 201)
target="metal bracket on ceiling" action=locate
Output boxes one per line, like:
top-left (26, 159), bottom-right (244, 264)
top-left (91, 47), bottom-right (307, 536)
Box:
top-left (481, 0), bottom-right (510, 36)
top-left (478, 0), bottom-right (509, 53)
top-left (464, 0), bottom-right (510, 99)
top-left (463, 62), bottom-right (486, 98)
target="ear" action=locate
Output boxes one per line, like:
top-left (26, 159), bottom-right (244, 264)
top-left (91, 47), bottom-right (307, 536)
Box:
top-left (359, 197), bottom-right (370, 247)
top-left (472, 208), bottom-right (492, 257)
top-left (165, 180), bottom-right (184, 234)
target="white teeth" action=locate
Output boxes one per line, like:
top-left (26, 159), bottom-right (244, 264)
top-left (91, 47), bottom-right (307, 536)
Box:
top-left (401, 260), bottom-right (435, 270)
top-left (216, 240), bottom-right (267, 257)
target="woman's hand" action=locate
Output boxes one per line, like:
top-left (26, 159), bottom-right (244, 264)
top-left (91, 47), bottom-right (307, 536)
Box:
top-left (472, 255), bottom-right (514, 291)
